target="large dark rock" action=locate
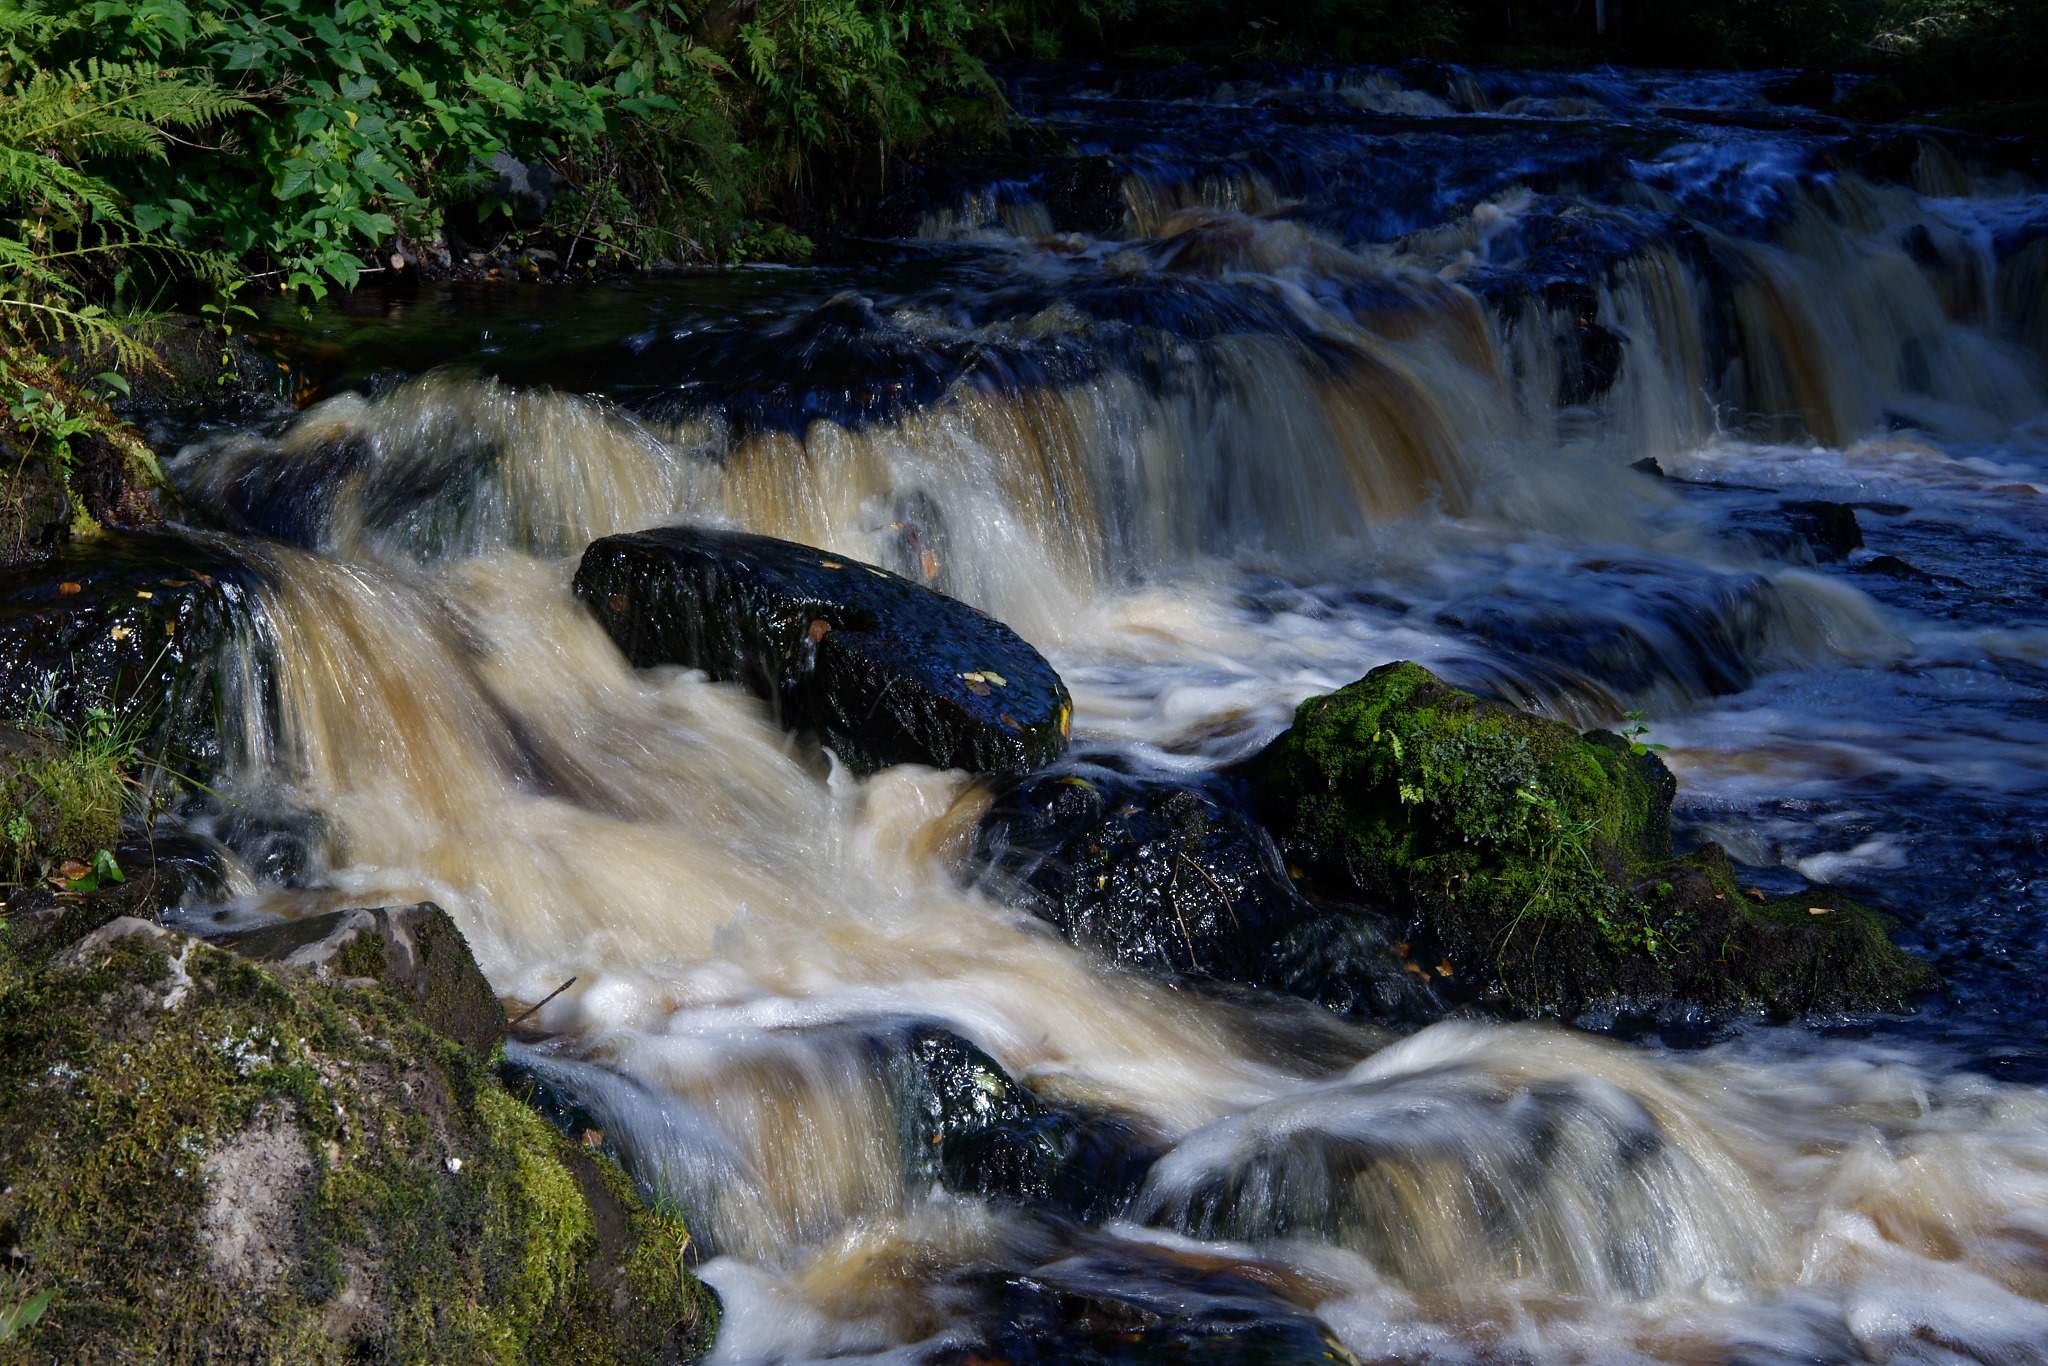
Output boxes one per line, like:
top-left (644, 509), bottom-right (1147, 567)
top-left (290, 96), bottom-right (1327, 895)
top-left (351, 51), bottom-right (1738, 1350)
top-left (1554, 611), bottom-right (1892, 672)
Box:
top-left (974, 769), bottom-right (1307, 980)
top-left (972, 766), bottom-right (1442, 1022)
top-left (1243, 661), bottom-right (1935, 1019)
top-left (1782, 500), bottom-right (1864, 562)
top-left (575, 526), bottom-right (1071, 776)
top-left (892, 1023), bottom-right (1157, 1218)
top-left (0, 531), bottom-right (256, 783)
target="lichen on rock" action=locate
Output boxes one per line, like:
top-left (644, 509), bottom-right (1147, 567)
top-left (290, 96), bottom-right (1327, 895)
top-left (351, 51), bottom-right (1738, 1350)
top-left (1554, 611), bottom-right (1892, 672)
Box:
top-left (0, 918), bottom-right (718, 1363)
top-left (1246, 661), bottom-right (1934, 1018)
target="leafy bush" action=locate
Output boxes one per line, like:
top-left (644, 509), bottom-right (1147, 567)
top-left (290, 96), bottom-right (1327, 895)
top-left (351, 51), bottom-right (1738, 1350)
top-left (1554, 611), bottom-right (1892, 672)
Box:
top-left (1, 0), bottom-right (1009, 292)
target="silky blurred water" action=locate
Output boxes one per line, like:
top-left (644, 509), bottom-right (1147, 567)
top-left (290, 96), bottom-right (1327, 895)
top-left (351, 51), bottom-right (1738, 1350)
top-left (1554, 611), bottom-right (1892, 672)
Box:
top-left (152, 60), bottom-right (2048, 1363)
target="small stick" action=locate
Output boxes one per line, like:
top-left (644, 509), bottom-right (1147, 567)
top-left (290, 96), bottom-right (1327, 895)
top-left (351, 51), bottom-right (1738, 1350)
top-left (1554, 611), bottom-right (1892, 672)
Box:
top-left (479, 976), bottom-right (576, 1050)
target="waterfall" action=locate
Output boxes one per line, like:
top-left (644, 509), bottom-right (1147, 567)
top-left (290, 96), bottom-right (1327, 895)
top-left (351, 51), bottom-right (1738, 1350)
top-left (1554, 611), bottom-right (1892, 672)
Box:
top-left (153, 60), bottom-right (2048, 1363)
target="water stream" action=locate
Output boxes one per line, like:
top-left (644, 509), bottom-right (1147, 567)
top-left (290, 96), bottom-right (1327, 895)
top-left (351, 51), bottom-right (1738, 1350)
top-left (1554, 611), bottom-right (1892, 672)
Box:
top-left (150, 62), bottom-right (2048, 1363)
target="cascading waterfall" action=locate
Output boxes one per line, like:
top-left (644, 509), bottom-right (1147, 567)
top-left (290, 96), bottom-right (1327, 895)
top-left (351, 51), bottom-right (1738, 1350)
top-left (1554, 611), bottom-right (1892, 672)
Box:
top-left (155, 60), bottom-right (2048, 1363)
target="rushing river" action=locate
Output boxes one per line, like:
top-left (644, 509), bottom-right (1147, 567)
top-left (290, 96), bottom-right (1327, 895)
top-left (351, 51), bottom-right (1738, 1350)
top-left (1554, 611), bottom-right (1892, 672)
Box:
top-left (144, 62), bottom-right (2048, 1363)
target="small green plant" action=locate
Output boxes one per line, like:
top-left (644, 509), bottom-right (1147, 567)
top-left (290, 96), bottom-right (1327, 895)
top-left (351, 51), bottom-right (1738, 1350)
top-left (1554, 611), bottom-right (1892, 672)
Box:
top-left (1, 653), bottom-right (192, 883)
top-left (1619, 710), bottom-right (1668, 758)
top-left (197, 278), bottom-right (257, 386)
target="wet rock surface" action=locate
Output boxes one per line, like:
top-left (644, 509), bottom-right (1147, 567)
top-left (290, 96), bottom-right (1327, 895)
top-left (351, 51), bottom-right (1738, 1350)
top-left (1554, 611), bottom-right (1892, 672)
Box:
top-left (1781, 499), bottom-right (1864, 562)
top-left (892, 1023), bottom-right (1159, 1219)
top-left (1243, 661), bottom-right (1934, 1019)
top-left (0, 438), bottom-right (72, 569)
top-left (972, 764), bottom-right (1438, 1022)
top-left (973, 767), bottom-right (1310, 980)
top-left (576, 525), bottom-right (1071, 776)
top-left (0, 911), bottom-right (719, 1363)
top-left (0, 531), bottom-right (257, 779)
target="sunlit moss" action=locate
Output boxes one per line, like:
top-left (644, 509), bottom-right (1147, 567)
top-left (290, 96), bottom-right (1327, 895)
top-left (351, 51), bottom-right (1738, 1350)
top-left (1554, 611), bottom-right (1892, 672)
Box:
top-left (0, 934), bottom-right (717, 1363)
top-left (1257, 662), bottom-right (1934, 1016)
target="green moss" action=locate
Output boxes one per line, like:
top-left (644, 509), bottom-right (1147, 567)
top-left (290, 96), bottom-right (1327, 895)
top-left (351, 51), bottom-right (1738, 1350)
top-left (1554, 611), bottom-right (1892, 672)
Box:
top-left (1255, 662), bottom-right (1934, 1018)
top-left (0, 934), bottom-right (717, 1363)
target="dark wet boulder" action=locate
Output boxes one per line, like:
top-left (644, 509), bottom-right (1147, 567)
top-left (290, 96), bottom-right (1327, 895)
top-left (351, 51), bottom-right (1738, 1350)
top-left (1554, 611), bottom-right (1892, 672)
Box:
top-left (575, 526), bottom-right (1071, 776)
top-left (0, 531), bottom-right (255, 783)
top-left (972, 766), bottom-right (1441, 1022)
top-left (1854, 553), bottom-right (1940, 584)
top-left (973, 769), bottom-right (1307, 980)
top-left (890, 1023), bottom-right (1163, 1221)
top-left (1243, 661), bottom-right (1934, 1019)
top-left (1044, 154), bottom-right (1127, 236)
top-left (1782, 500), bottom-right (1863, 562)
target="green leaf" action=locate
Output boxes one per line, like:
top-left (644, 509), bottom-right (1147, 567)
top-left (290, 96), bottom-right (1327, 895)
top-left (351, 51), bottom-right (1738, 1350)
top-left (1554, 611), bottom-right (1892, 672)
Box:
top-left (92, 848), bottom-right (126, 884)
top-left (0, 1288), bottom-right (53, 1344)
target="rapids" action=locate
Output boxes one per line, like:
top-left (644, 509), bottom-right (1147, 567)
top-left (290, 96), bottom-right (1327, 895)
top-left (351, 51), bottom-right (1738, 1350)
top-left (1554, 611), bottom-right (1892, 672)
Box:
top-left (148, 61), bottom-right (2048, 1363)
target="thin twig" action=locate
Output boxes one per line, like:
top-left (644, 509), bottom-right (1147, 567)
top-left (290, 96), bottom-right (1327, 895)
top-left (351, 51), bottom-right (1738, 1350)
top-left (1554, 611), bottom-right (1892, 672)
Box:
top-left (478, 976), bottom-right (577, 1050)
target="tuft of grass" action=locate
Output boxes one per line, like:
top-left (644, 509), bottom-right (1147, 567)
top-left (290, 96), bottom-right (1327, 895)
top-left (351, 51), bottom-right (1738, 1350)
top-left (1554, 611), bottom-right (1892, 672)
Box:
top-left (0, 661), bottom-right (189, 885)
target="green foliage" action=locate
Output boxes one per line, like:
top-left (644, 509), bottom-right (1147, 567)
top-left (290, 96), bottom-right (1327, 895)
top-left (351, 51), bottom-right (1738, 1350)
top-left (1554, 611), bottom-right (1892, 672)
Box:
top-left (737, 0), bottom-right (1000, 194)
top-left (1, 683), bottom-right (168, 883)
top-left (1619, 710), bottom-right (1666, 758)
top-left (0, 28), bottom-right (239, 519)
top-left (0, 0), bottom-right (1008, 291)
top-left (0, 46), bottom-right (240, 343)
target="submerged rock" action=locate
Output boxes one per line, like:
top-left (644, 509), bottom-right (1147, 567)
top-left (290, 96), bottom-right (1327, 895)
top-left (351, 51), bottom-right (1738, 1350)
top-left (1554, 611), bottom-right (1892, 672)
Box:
top-left (575, 526), bottom-right (1071, 776)
top-left (972, 766), bottom-right (1443, 1022)
top-left (1782, 499), bottom-right (1864, 562)
top-left (1244, 661), bottom-right (1934, 1018)
top-left (0, 913), bottom-right (718, 1362)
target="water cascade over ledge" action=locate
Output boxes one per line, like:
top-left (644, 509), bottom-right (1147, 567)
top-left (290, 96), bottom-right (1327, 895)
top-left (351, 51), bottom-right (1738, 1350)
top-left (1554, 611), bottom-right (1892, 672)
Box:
top-left (121, 60), bottom-right (2048, 1363)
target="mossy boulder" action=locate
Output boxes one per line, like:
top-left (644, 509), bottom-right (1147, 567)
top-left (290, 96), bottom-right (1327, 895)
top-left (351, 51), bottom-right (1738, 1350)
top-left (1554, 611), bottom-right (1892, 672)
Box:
top-left (216, 903), bottom-right (508, 1050)
top-left (1245, 661), bottom-right (1934, 1018)
top-left (0, 918), bottom-right (718, 1364)
top-left (575, 526), bottom-right (1071, 776)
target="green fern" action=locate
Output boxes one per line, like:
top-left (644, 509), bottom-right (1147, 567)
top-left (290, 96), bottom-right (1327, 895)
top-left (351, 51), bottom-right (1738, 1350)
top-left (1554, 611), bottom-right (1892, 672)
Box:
top-left (0, 42), bottom-right (241, 505)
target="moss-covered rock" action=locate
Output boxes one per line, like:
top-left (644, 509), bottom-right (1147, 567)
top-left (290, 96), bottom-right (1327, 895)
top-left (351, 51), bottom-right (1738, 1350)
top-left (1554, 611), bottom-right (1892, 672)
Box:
top-left (1246, 661), bottom-right (1934, 1018)
top-left (217, 903), bottom-right (509, 1051)
top-left (0, 920), bottom-right (718, 1364)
